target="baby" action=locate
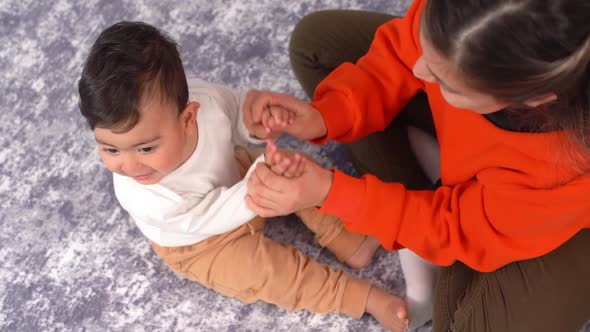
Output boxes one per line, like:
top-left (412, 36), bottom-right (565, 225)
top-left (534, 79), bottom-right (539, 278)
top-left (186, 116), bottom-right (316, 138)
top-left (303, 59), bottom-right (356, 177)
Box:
top-left (78, 21), bottom-right (408, 331)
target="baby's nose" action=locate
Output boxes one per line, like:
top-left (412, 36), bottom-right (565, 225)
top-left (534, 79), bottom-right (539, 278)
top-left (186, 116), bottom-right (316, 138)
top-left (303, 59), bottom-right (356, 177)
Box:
top-left (122, 156), bottom-right (144, 174)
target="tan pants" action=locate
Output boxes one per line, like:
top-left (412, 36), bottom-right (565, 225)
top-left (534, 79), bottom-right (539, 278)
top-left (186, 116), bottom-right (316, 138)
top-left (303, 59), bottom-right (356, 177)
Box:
top-left (150, 147), bottom-right (371, 318)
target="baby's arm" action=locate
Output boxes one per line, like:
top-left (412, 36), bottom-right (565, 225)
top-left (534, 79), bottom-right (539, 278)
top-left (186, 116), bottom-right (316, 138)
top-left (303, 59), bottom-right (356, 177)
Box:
top-left (264, 140), bottom-right (305, 179)
top-left (113, 153), bottom-right (267, 242)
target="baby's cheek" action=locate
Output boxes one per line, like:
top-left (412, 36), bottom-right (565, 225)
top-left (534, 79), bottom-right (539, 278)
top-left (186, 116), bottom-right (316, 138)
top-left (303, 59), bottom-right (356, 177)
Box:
top-left (158, 151), bottom-right (182, 174)
top-left (99, 154), bottom-right (117, 173)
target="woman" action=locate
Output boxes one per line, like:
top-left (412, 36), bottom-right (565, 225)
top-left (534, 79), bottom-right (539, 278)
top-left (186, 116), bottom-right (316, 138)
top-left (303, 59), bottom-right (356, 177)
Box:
top-left (243, 0), bottom-right (590, 331)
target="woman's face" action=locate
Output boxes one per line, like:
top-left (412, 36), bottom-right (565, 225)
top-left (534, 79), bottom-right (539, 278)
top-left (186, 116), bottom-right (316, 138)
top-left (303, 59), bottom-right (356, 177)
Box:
top-left (413, 33), bottom-right (510, 114)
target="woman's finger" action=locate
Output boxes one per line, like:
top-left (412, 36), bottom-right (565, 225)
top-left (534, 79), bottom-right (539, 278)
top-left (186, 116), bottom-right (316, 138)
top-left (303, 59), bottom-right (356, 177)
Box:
top-left (242, 91), bottom-right (256, 127)
top-left (250, 91), bottom-right (272, 123)
top-left (245, 195), bottom-right (282, 218)
top-left (252, 162), bottom-right (291, 193)
top-left (249, 166), bottom-right (280, 194)
top-left (248, 164), bottom-right (286, 203)
top-left (247, 190), bottom-right (281, 211)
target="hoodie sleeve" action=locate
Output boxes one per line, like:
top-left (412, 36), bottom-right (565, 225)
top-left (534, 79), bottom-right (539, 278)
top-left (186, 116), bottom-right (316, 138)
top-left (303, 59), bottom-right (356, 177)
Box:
top-left (310, 0), bottom-right (425, 144)
top-left (320, 169), bottom-right (590, 272)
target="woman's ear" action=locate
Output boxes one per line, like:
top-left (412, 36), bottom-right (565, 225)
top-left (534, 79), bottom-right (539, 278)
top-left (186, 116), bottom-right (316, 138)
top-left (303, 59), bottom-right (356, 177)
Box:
top-left (180, 102), bottom-right (200, 128)
top-left (524, 93), bottom-right (557, 108)
top-left (412, 56), bottom-right (433, 82)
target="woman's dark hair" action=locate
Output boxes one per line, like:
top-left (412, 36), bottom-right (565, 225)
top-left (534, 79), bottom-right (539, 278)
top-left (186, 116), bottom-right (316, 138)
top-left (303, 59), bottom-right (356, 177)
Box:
top-left (422, 0), bottom-right (590, 154)
top-left (78, 21), bottom-right (188, 131)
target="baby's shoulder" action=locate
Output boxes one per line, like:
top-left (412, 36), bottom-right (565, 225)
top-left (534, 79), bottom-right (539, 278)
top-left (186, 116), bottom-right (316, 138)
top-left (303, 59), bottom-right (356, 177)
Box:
top-left (188, 78), bottom-right (227, 99)
top-left (187, 79), bottom-right (238, 114)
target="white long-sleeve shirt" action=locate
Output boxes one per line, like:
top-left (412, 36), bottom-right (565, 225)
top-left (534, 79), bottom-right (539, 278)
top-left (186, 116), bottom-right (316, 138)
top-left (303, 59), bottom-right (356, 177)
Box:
top-left (113, 79), bottom-right (264, 247)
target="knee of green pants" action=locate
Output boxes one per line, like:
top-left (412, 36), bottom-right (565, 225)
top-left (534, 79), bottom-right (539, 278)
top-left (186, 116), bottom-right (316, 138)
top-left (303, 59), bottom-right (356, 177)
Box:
top-left (345, 123), bottom-right (433, 189)
top-left (288, 11), bottom-right (340, 98)
top-left (289, 10), bottom-right (395, 99)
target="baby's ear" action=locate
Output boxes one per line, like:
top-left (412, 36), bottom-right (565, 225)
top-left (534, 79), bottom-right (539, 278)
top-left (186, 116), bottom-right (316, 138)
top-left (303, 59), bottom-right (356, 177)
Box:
top-left (180, 101), bottom-right (200, 127)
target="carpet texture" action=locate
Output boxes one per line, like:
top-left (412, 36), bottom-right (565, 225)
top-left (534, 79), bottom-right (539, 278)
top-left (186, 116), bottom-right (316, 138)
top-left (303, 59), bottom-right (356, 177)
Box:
top-left (1, 0), bottom-right (588, 331)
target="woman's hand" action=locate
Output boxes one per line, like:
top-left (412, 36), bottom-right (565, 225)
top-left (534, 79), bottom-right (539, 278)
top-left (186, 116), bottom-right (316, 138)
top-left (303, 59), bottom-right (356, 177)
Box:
top-left (246, 155), bottom-right (334, 217)
top-left (242, 90), bottom-right (328, 141)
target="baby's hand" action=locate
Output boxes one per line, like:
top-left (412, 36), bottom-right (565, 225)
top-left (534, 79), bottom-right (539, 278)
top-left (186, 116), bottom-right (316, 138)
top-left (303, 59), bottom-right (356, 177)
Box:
top-left (261, 105), bottom-right (295, 135)
top-left (243, 90), bottom-right (297, 139)
top-left (264, 140), bottom-right (305, 179)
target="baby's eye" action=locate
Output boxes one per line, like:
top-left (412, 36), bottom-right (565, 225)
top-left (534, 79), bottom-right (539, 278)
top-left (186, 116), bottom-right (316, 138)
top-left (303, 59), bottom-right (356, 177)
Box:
top-left (139, 146), bottom-right (155, 153)
top-left (103, 148), bottom-right (119, 154)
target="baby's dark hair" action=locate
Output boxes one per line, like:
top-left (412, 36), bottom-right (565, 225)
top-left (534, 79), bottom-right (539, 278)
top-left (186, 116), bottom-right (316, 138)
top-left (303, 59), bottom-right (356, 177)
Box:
top-left (423, 0), bottom-right (590, 153)
top-left (78, 21), bottom-right (188, 131)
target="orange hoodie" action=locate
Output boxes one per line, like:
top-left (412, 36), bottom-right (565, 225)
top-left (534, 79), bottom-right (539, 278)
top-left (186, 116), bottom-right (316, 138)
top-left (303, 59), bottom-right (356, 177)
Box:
top-left (310, 0), bottom-right (590, 272)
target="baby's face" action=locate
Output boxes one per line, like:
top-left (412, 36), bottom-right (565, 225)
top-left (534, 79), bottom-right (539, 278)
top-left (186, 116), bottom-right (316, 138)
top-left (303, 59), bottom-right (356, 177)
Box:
top-left (93, 98), bottom-right (198, 185)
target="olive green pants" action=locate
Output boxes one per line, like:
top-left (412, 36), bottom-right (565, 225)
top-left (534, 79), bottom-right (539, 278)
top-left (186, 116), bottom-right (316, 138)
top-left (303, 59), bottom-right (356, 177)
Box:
top-left (289, 9), bottom-right (590, 332)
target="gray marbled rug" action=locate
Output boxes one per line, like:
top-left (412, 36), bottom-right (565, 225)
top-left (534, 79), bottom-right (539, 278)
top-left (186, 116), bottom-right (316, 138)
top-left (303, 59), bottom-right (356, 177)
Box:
top-left (1, 0), bottom-right (588, 331)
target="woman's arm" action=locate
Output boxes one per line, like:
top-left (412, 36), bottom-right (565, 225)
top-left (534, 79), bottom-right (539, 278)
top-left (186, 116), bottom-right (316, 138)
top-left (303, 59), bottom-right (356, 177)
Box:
top-left (310, 0), bottom-right (425, 144)
top-left (247, 156), bottom-right (590, 272)
top-left (241, 1), bottom-right (426, 144)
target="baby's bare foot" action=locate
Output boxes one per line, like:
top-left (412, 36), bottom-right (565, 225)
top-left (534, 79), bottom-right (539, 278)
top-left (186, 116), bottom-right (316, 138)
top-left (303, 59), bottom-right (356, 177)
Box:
top-left (366, 286), bottom-right (409, 332)
top-left (345, 236), bottom-right (381, 269)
